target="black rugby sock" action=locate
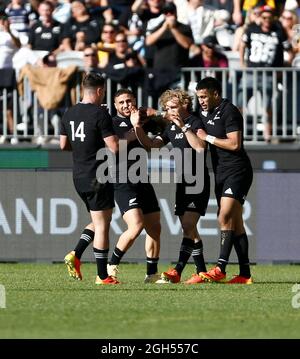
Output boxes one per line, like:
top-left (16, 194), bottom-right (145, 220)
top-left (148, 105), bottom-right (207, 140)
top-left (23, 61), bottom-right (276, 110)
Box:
top-left (93, 247), bottom-right (109, 279)
top-left (146, 257), bottom-right (159, 275)
top-left (234, 233), bottom-right (251, 278)
top-left (217, 230), bottom-right (235, 273)
top-left (74, 229), bottom-right (94, 259)
top-left (175, 237), bottom-right (194, 274)
top-left (110, 247), bottom-right (125, 265)
top-left (192, 239), bottom-right (207, 273)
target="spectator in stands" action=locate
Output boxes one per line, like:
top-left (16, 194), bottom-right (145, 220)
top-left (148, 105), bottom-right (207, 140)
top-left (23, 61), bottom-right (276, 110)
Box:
top-left (60, 0), bottom-right (103, 51)
top-left (189, 35), bottom-right (228, 69)
top-left (107, 0), bottom-right (134, 26)
top-left (28, 1), bottom-right (62, 54)
top-left (121, 9), bottom-right (143, 52)
top-left (0, 8), bottom-right (21, 144)
top-left (47, 0), bottom-right (72, 24)
top-left (83, 0), bottom-right (114, 24)
top-left (83, 44), bottom-right (100, 72)
top-left (5, 0), bottom-right (35, 45)
top-left (97, 22), bottom-right (117, 68)
top-left (239, 5), bottom-right (292, 142)
top-left (133, 0), bottom-right (165, 67)
top-left (207, 0), bottom-right (246, 26)
top-left (232, 6), bottom-right (262, 52)
top-left (240, 0), bottom-right (286, 19)
top-left (145, 2), bottom-right (193, 103)
top-left (186, 0), bottom-right (215, 46)
top-left (103, 31), bottom-right (145, 94)
top-left (280, 9), bottom-right (299, 64)
top-left (0, 7), bottom-right (21, 68)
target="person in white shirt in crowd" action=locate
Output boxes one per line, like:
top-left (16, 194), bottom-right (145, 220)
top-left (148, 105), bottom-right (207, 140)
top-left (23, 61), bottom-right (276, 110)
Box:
top-left (0, 9), bottom-right (21, 145)
top-left (5, 0), bottom-right (35, 45)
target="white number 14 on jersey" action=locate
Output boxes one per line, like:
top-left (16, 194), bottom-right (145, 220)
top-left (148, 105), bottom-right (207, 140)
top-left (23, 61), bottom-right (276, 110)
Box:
top-left (70, 121), bottom-right (86, 142)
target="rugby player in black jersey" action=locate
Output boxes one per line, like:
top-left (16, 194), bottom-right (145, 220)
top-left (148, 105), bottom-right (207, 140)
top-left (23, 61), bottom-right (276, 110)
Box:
top-left (107, 89), bottom-right (162, 283)
top-left (130, 89), bottom-right (210, 284)
top-left (173, 77), bottom-right (253, 284)
top-left (60, 72), bottom-right (120, 285)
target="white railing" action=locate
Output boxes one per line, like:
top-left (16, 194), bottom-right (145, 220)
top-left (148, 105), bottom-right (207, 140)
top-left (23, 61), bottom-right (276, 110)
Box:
top-left (1, 67), bottom-right (300, 145)
top-left (180, 67), bottom-right (300, 142)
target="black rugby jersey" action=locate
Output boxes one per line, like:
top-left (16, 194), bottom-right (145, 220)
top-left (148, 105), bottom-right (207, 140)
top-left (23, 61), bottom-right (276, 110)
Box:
top-left (242, 22), bottom-right (289, 68)
top-left (198, 99), bottom-right (251, 174)
top-left (113, 115), bottom-right (161, 179)
top-left (158, 114), bottom-right (209, 181)
top-left (60, 103), bottom-right (115, 180)
top-left (28, 20), bottom-right (61, 51)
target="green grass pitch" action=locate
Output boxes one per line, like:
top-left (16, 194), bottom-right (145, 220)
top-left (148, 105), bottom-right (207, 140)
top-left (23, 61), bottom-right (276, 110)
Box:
top-left (0, 263), bottom-right (299, 339)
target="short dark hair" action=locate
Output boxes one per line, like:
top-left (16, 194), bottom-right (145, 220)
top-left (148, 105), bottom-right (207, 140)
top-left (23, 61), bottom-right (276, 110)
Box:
top-left (82, 72), bottom-right (105, 89)
top-left (114, 88), bottom-right (135, 100)
top-left (196, 77), bottom-right (222, 95)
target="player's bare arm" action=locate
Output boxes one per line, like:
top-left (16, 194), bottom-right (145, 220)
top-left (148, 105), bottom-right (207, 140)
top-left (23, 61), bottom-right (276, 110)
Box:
top-left (60, 135), bottom-right (72, 151)
top-left (197, 129), bottom-right (241, 151)
top-left (104, 135), bottom-right (119, 153)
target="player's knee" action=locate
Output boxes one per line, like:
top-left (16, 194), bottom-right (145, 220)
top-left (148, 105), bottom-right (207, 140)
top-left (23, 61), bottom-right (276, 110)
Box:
top-left (150, 222), bottom-right (161, 237)
top-left (218, 212), bottom-right (232, 228)
top-left (181, 222), bottom-right (195, 237)
top-left (128, 221), bottom-right (144, 238)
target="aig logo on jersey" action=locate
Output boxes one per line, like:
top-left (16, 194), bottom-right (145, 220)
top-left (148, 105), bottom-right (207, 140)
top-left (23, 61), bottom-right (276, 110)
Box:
top-left (175, 133), bottom-right (184, 139)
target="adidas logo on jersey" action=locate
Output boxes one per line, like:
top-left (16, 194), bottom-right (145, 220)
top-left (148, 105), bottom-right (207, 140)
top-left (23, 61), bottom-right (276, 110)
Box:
top-left (119, 121), bottom-right (128, 127)
top-left (224, 188), bottom-right (233, 195)
top-left (171, 125), bottom-right (176, 131)
top-left (129, 198), bottom-right (138, 206)
top-left (187, 202), bottom-right (196, 209)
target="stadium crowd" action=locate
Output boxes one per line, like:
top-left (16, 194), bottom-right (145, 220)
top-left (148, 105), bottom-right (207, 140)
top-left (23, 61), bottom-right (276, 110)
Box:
top-left (1, 0), bottom-right (300, 144)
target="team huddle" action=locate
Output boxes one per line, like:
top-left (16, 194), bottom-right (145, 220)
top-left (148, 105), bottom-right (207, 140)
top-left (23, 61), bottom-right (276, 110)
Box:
top-left (60, 72), bottom-right (253, 285)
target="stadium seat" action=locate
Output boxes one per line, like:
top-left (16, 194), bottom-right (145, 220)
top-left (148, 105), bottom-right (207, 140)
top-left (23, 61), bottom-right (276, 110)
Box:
top-left (56, 51), bottom-right (84, 68)
top-left (246, 92), bottom-right (265, 133)
top-left (223, 51), bottom-right (240, 69)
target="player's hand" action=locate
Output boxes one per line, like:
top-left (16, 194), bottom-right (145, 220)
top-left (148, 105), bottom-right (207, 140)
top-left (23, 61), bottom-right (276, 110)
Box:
top-left (130, 107), bottom-right (142, 128)
top-left (138, 107), bottom-right (149, 125)
top-left (171, 116), bottom-right (185, 129)
top-left (196, 129), bottom-right (207, 140)
top-left (145, 107), bottom-right (157, 117)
